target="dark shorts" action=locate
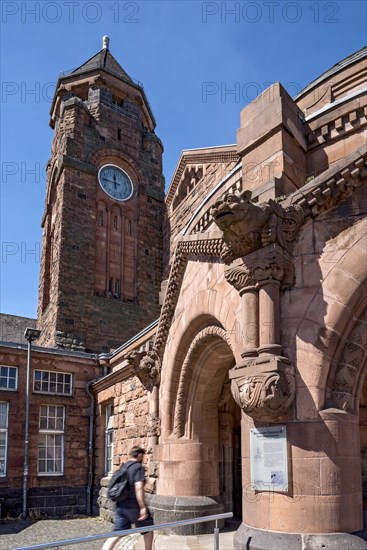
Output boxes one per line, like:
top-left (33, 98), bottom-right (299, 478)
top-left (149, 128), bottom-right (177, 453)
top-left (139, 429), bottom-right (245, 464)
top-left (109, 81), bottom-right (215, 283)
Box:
top-left (114, 505), bottom-right (154, 532)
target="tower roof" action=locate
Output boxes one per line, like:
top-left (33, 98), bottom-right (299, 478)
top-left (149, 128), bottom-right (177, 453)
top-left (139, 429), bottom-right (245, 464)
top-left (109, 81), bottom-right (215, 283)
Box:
top-left (51, 39), bottom-right (156, 128)
top-left (69, 47), bottom-right (134, 85)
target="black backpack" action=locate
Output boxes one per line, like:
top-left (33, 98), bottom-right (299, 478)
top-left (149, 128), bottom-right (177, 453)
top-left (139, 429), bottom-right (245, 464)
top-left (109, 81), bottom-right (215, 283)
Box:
top-left (107, 462), bottom-right (134, 502)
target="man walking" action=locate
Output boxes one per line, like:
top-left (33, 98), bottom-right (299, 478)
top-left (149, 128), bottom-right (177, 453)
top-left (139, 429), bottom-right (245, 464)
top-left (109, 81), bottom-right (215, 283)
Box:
top-left (102, 446), bottom-right (154, 550)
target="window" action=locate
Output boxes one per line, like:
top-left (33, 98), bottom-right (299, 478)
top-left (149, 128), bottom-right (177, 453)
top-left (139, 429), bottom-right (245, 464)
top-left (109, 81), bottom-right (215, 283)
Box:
top-left (127, 220), bottom-right (132, 235)
top-left (0, 402), bottom-right (9, 477)
top-left (38, 405), bottom-right (65, 475)
top-left (34, 370), bottom-right (72, 395)
top-left (113, 216), bottom-right (118, 230)
top-left (0, 366), bottom-right (18, 390)
top-left (99, 211), bottom-right (104, 226)
top-left (114, 280), bottom-right (120, 297)
top-left (105, 403), bottom-right (114, 474)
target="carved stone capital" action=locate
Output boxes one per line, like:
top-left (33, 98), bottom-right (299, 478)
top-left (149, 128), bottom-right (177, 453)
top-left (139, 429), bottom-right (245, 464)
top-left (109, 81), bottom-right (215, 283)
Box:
top-left (228, 244), bottom-right (294, 288)
top-left (229, 357), bottom-right (295, 422)
top-left (224, 266), bottom-right (256, 293)
top-left (126, 351), bottom-right (161, 390)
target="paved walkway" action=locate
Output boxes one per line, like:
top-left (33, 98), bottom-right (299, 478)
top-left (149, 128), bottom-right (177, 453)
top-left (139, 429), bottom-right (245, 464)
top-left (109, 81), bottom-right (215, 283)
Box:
top-left (0, 518), bottom-right (237, 550)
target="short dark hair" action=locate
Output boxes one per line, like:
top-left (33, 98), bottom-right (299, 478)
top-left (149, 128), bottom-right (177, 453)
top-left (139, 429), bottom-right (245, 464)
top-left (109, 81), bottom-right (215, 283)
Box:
top-left (129, 446), bottom-right (146, 458)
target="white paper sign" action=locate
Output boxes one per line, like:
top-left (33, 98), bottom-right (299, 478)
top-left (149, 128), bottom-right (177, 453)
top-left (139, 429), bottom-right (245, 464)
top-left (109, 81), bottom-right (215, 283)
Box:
top-left (250, 426), bottom-right (288, 492)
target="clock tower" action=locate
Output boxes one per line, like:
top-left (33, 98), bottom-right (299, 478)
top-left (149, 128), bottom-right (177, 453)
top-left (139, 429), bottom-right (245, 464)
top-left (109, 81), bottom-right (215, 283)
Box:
top-left (37, 37), bottom-right (165, 353)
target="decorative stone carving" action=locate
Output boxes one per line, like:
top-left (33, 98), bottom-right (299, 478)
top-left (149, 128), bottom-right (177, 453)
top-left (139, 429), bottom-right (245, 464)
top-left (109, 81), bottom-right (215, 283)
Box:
top-left (286, 149), bottom-right (367, 218)
top-left (224, 266), bottom-right (255, 293)
top-left (126, 350), bottom-right (161, 390)
top-left (154, 238), bottom-right (223, 352)
top-left (229, 357), bottom-right (296, 422)
top-left (329, 309), bottom-right (367, 413)
top-left (210, 190), bottom-right (304, 263)
top-left (225, 244), bottom-right (294, 289)
top-left (147, 416), bottom-right (161, 437)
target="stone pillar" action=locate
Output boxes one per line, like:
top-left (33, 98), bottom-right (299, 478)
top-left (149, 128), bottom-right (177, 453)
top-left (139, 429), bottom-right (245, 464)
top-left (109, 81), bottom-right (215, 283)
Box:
top-left (224, 267), bottom-right (258, 357)
top-left (225, 246), bottom-right (295, 424)
top-left (224, 246), bottom-right (366, 549)
top-left (257, 280), bottom-right (281, 356)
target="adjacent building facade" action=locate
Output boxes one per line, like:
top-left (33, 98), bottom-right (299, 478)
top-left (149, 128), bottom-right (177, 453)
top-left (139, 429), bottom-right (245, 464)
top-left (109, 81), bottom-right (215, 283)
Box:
top-left (1, 41), bottom-right (366, 549)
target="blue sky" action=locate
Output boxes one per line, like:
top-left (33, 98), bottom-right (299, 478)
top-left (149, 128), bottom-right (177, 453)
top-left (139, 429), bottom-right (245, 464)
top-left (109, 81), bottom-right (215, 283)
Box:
top-left (1, 0), bottom-right (366, 319)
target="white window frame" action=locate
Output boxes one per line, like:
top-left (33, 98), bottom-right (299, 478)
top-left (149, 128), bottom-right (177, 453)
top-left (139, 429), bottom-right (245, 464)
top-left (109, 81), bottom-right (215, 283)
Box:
top-left (38, 405), bottom-right (65, 476)
top-left (34, 370), bottom-right (72, 396)
top-left (105, 403), bottom-right (114, 475)
top-left (0, 365), bottom-right (18, 391)
top-left (0, 402), bottom-right (9, 477)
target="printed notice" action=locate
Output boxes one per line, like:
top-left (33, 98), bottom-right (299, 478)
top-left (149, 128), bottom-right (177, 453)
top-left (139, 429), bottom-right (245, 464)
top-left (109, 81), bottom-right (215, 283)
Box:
top-left (250, 426), bottom-right (288, 492)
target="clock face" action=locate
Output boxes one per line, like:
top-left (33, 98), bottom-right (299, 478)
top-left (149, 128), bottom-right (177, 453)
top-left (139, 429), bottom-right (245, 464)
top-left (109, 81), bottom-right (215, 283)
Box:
top-left (98, 164), bottom-right (133, 201)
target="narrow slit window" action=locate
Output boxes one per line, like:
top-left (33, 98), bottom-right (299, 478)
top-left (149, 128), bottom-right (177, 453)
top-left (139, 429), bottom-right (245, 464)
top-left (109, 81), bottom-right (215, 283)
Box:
top-left (99, 211), bottom-right (104, 226)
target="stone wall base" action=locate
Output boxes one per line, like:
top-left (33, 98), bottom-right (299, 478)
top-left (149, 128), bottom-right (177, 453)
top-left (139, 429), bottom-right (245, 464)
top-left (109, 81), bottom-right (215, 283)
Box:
top-left (234, 524), bottom-right (367, 550)
top-left (149, 495), bottom-right (224, 535)
top-left (1, 486), bottom-right (96, 519)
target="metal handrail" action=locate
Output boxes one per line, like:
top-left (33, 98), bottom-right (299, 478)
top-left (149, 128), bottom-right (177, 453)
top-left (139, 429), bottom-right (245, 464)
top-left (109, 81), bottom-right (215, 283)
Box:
top-left (13, 512), bottom-right (234, 550)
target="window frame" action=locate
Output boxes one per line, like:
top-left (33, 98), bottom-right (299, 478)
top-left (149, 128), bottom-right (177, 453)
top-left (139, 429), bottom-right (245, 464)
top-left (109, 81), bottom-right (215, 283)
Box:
top-left (33, 370), bottom-right (73, 396)
top-left (0, 365), bottom-right (18, 391)
top-left (38, 404), bottom-right (65, 476)
top-left (0, 402), bottom-right (9, 477)
top-left (105, 403), bottom-right (114, 475)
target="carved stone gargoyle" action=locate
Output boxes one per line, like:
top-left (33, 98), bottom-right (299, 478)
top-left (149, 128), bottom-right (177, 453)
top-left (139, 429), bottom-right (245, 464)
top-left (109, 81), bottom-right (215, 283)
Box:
top-left (229, 357), bottom-right (296, 422)
top-left (126, 350), bottom-right (161, 390)
top-left (210, 190), bottom-right (304, 263)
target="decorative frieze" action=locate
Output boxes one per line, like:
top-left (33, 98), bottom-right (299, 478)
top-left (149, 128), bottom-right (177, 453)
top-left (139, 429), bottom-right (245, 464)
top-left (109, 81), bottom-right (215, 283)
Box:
top-left (307, 106), bottom-right (367, 148)
top-left (288, 148), bottom-right (367, 218)
top-left (329, 308), bottom-right (367, 413)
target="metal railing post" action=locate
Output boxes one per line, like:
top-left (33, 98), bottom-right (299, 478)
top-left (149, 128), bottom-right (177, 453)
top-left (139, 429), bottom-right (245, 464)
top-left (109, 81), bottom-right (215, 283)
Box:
top-left (214, 518), bottom-right (219, 550)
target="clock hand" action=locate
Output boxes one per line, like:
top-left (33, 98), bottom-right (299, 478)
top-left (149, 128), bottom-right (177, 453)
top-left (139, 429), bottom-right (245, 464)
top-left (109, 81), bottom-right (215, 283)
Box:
top-left (103, 177), bottom-right (121, 187)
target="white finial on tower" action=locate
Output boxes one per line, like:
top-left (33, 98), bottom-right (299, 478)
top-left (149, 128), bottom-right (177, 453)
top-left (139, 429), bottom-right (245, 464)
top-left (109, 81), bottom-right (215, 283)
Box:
top-left (102, 36), bottom-right (110, 50)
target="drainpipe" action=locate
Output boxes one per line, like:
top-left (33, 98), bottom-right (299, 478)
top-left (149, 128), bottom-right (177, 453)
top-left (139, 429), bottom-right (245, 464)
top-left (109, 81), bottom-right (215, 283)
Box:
top-left (22, 328), bottom-right (41, 519)
top-left (86, 380), bottom-right (95, 516)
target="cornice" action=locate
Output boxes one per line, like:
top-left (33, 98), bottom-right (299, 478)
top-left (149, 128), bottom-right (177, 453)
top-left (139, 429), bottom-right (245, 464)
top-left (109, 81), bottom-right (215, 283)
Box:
top-left (285, 145), bottom-right (367, 217)
top-left (91, 361), bottom-right (135, 393)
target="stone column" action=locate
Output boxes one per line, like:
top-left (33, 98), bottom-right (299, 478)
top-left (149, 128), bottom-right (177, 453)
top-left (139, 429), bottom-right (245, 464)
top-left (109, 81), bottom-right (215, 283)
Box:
top-left (257, 280), bottom-right (281, 356)
top-left (224, 266), bottom-right (258, 357)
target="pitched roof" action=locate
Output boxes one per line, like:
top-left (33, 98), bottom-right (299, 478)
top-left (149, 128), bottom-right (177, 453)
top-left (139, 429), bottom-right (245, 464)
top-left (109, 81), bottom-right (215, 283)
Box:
top-left (69, 48), bottom-right (133, 84)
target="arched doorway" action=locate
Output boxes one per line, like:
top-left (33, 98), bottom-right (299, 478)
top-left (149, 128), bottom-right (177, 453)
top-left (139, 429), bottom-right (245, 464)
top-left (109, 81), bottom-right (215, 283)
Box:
top-left (154, 324), bottom-right (242, 532)
top-left (218, 388), bottom-right (242, 518)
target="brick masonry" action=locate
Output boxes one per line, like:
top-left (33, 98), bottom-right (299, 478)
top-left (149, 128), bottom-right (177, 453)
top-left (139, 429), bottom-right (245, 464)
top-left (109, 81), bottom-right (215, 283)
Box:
top-left (37, 59), bottom-right (165, 353)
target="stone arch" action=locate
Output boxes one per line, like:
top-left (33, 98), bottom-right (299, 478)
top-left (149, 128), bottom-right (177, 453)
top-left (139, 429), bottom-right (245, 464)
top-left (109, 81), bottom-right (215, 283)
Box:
top-left (160, 286), bottom-right (240, 438)
top-left (292, 225), bottom-right (367, 406)
top-left (173, 325), bottom-right (232, 438)
top-left (325, 306), bottom-right (367, 412)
